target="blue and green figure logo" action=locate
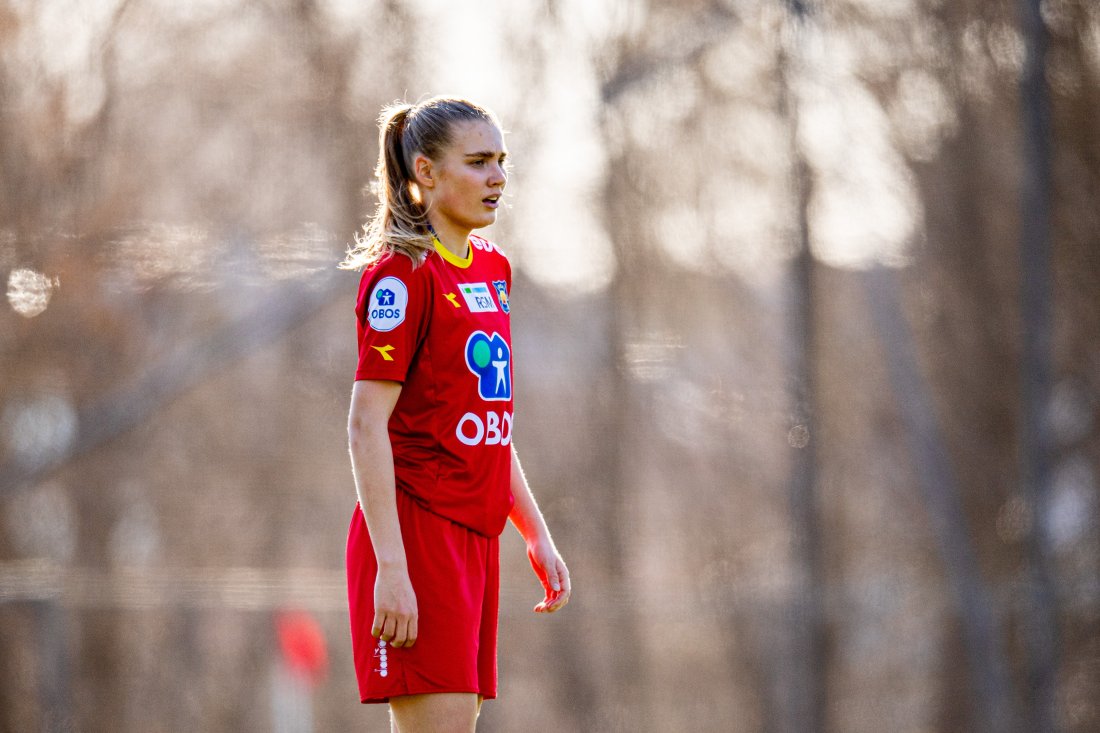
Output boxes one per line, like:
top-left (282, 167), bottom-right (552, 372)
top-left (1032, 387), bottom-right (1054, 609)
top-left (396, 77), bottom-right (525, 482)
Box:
top-left (465, 331), bottom-right (511, 401)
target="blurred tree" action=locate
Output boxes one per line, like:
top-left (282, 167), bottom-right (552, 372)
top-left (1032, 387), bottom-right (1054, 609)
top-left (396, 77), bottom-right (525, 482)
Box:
top-left (778, 3), bottom-right (826, 732)
top-left (1015, 1), bottom-right (1059, 732)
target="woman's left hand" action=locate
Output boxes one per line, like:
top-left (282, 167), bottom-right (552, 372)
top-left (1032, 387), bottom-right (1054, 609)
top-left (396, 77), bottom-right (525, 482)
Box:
top-left (526, 538), bottom-right (571, 613)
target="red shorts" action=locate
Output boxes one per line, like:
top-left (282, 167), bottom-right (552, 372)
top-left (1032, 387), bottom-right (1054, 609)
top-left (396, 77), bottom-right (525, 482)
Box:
top-left (346, 490), bottom-right (500, 704)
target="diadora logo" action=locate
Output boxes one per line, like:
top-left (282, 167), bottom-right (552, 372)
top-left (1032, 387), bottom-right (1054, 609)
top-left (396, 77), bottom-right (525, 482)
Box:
top-left (465, 331), bottom-right (511, 401)
top-left (368, 276), bottom-right (408, 332)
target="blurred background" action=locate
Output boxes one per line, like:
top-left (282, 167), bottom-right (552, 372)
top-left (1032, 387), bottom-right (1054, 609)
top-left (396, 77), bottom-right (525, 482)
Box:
top-left (1, 0), bottom-right (1098, 731)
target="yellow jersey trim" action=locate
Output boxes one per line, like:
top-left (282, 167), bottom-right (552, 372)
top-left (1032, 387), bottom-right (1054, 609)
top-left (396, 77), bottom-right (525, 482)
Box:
top-left (433, 236), bottom-right (473, 269)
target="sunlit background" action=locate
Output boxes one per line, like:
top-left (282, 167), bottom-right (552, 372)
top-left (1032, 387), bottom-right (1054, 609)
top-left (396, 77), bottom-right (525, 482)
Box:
top-left (2, 0), bottom-right (1099, 731)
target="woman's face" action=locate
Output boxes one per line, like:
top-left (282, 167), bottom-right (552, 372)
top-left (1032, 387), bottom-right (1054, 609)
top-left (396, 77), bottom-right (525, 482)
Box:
top-left (419, 120), bottom-right (507, 233)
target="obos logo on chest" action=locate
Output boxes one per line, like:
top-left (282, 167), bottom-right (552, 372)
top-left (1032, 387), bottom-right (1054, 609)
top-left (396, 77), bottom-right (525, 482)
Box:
top-left (456, 330), bottom-right (512, 447)
top-left (368, 276), bottom-right (408, 332)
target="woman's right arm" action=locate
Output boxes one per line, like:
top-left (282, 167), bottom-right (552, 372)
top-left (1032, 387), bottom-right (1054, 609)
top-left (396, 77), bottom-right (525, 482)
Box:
top-left (347, 379), bottom-right (418, 648)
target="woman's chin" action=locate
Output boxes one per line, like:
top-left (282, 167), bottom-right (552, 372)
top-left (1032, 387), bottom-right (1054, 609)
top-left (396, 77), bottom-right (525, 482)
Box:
top-left (471, 212), bottom-right (498, 230)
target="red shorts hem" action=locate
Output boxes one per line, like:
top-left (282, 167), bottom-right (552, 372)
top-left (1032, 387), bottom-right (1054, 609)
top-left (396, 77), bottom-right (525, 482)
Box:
top-left (360, 686), bottom-right (496, 705)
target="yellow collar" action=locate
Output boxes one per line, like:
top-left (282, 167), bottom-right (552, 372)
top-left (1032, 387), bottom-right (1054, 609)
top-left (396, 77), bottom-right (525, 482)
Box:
top-left (432, 235), bottom-right (473, 268)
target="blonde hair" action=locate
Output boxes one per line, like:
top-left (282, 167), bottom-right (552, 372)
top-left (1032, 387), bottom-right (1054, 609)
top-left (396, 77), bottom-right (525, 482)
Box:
top-left (339, 97), bottom-right (500, 270)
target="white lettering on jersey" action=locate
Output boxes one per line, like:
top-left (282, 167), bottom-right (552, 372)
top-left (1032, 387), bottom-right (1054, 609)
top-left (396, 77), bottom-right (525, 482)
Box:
top-left (456, 410), bottom-right (512, 447)
top-left (457, 282), bottom-right (499, 313)
top-left (470, 236), bottom-right (495, 253)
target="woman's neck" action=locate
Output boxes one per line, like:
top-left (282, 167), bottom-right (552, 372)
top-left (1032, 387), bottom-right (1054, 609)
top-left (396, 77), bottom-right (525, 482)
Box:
top-left (427, 217), bottom-right (470, 260)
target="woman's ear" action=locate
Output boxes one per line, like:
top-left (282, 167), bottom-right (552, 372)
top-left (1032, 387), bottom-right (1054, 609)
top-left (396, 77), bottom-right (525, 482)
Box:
top-left (413, 154), bottom-right (434, 190)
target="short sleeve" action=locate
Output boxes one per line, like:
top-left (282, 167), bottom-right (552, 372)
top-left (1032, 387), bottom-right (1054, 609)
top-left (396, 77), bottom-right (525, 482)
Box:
top-left (505, 252), bottom-right (512, 297)
top-left (354, 254), bottom-right (431, 382)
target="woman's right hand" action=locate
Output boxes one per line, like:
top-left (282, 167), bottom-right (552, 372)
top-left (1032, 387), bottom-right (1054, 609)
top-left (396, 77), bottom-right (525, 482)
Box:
top-left (372, 564), bottom-right (418, 648)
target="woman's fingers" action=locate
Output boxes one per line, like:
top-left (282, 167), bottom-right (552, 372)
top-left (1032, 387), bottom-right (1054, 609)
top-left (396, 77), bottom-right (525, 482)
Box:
top-left (533, 559), bottom-right (571, 613)
top-left (371, 610), bottom-right (418, 646)
top-left (371, 611), bottom-right (386, 639)
top-left (543, 558), bottom-right (562, 593)
top-left (390, 613), bottom-right (419, 648)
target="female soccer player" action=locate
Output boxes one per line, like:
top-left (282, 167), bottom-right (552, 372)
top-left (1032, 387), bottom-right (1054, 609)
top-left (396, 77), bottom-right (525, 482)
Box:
top-left (340, 97), bottom-right (571, 732)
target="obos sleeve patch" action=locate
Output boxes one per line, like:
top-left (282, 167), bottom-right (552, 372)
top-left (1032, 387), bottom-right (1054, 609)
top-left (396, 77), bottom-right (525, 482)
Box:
top-left (368, 276), bottom-right (409, 332)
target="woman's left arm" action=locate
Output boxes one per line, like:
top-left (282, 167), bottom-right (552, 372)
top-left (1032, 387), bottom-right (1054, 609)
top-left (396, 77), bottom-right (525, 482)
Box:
top-left (508, 445), bottom-right (571, 613)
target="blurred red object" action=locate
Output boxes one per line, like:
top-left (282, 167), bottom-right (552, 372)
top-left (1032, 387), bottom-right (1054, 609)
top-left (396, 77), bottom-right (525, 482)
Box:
top-left (276, 610), bottom-right (328, 686)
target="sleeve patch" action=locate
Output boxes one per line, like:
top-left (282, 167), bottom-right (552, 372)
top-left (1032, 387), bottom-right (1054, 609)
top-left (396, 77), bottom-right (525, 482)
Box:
top-left (368, 276), bottom-right (409, 332)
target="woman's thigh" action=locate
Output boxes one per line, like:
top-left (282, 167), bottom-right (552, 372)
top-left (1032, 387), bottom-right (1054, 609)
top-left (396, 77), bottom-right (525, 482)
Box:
top-left (389, 692), bottom-right (480, 733)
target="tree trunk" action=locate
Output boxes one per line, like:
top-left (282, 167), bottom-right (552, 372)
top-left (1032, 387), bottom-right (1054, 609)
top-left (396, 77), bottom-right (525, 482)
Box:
top-left (1016, 1), bottom-right (1059, 730)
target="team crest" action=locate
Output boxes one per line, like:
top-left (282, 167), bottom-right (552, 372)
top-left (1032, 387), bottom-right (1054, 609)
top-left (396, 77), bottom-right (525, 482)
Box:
top-left (492, 280), bottom-right (510, 314)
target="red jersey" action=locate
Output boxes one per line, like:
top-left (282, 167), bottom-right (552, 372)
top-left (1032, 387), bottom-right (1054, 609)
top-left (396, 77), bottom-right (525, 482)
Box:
top-left (354, 235), bottom-right (515, 537)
